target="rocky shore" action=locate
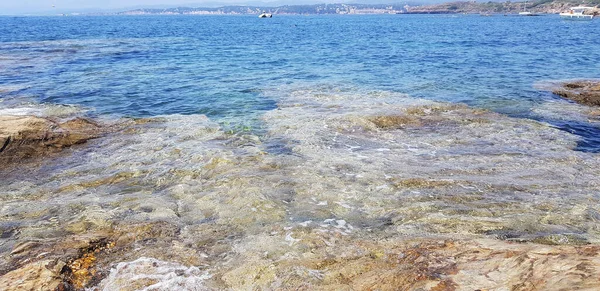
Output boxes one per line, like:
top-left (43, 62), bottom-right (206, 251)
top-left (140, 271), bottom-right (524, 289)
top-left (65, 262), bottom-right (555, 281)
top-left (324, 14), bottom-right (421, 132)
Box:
top-left (2, 87), bottom-right (600, 290)
top-left (553, 80), bottom-right (600, 107)
top-left (2, 223), bottom-right (600, 291)
top-left (405, 1), bottom-right (600, 15)
top-left (0, 115), bottom-right (105, 165)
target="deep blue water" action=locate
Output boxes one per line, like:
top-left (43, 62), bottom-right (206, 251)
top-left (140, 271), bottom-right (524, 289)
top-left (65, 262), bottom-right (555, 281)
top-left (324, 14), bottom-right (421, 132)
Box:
top-left (1, 14), bottom-right (600, 149)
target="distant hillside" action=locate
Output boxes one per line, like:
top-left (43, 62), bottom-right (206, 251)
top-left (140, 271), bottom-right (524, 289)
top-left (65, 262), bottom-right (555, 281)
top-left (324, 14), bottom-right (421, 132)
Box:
top-left (117, 1), bottom-right (600, 16)
top-left (119, 4), bottom-right (411, 15)
top-left (405, 0), bottom-right (600, 14)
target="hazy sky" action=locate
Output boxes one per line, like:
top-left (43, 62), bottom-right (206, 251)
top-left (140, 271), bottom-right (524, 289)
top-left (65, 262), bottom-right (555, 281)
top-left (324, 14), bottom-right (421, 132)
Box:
top-left (1, 0), bottom-right (380, 14)
top-left (0, 0), bottom-right (457, 14)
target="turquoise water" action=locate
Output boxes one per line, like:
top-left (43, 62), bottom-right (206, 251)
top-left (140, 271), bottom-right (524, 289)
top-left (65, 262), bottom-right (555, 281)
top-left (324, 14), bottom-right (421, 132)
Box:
top-left (1, 14), bottom-right (599, 148)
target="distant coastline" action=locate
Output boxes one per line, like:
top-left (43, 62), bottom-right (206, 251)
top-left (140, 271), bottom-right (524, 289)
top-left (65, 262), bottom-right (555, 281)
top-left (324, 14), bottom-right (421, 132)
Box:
top-left (405, 0), bottom-right (600, 15)
top-left (4, 1), bottom-right (600, 17)
top-left (116, 4), bottom-right (407, 16)
top-left (108, 1), bottom-right (600, 16)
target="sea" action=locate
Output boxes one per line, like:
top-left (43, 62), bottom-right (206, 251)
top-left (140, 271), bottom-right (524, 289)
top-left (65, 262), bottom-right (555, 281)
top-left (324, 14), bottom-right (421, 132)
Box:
top-left (1, 14), bottom-right (600, 289)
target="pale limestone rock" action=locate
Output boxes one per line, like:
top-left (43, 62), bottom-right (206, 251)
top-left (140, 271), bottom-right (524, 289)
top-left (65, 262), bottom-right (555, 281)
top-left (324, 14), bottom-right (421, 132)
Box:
top-left (0, 260), bottom-right (64, 291)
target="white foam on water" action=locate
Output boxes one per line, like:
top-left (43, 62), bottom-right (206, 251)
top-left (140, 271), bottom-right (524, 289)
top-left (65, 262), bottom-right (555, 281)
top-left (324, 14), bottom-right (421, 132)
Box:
top-left (0, 107), bottom-right (43, 116)
top-left (531, 98), bottom-right (600, 124)
top-left (0, 103), bottom-right (84, 118)
top-left (91, 257), bottom-right (212, 291)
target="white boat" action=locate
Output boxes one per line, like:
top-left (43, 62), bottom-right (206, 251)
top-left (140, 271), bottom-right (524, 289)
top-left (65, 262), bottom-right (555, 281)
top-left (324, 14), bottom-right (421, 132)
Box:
top-left (258, 12), bottom-right (272, 18)
top-left (560, 7), bottom-right (594, 20)
top-left (519, 11), bottom-right (539, 16)
top-left (518, 2), bottom-right (539, 16)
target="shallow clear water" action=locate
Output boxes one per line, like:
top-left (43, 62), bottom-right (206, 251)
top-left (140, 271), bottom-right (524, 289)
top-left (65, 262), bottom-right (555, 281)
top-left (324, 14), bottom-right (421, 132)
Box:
top-left (1, 15), bottom-right (599, 136)
top-left (1, 14), bottom-right (600, 289)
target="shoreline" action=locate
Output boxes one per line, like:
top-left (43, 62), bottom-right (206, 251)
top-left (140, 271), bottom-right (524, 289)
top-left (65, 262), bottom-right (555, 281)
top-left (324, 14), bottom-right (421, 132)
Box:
top-left (2, 85), bottom-right (600, 289)
top-left (2, 233), bottom-right (599, 290)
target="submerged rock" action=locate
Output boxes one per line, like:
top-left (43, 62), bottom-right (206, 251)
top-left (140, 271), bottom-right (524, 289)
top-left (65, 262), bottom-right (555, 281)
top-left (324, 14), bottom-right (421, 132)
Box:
top-left (553, 80), bottom-right (600, 107)
top-left (217, 235), bottom-right (600, 290)
top-left (368, 115), bottom-right (422, 129)
top-left (532, 233), bottom-right (589, 246)
top-left (4, 87), bottom-right (600, 290)
top-left (0, 115), bottom-right (103, 164)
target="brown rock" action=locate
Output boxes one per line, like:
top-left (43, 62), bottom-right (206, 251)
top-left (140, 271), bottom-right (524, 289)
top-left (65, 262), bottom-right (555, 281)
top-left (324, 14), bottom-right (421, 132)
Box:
top-left (61, 239), bottom-right (116, 290)
top-left (0, 260), bottom-right (65, 291)
top-left (0, 221), bottom-right (183, 291)
top-left (553, 80), bottom-right (600, 107)
top-left (0, 115), bottom-right (103, 164)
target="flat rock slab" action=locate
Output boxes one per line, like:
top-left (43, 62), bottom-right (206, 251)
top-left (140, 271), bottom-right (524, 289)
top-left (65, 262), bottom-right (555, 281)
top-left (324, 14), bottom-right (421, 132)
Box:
top-left (553, 80), bottom-right (600, 107)
top-left (0, 115), bottom-right (102, 163)
top-left (0, 260), bottom-right (65, 291)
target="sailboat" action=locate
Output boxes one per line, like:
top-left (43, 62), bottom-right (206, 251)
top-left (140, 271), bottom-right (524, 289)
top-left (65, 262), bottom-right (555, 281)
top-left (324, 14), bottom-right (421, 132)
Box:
top-left (519, 2), bottom-right (539, 16)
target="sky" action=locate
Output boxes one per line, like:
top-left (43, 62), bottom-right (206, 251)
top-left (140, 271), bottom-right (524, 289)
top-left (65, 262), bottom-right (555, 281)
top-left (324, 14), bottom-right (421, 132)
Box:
top-left (0, 0), bottom-right (336, 14)
top-left (0, 0), bottom-right (440, 15)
